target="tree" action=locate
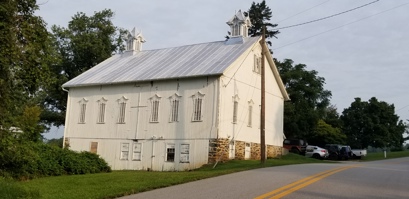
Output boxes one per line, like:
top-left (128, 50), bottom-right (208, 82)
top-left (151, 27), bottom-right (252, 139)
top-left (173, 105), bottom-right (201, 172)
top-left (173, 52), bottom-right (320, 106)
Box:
top-left (42, 9), bottom-right (126, 126)
top-left (341, 97), bottom-right (406, 149)
top-left (0, 0), bottom-right (52, 134)
top-left (275, 59), bottom-right (332, 140)
top-left (247, 0), bottom-right (279, 46)
top-left (308, 120), bottom-right (346, 147)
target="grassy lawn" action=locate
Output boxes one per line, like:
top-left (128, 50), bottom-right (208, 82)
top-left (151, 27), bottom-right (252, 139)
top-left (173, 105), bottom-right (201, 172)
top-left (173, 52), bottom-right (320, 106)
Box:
top-left (8, 151), bottom-right (408, 199)
top-left (362, 150), bottom-right (409, 161)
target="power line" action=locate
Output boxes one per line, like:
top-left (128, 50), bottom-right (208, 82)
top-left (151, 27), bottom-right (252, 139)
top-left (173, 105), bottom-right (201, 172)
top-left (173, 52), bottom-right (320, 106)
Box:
top-left (273, 2), bottom-right (409, 50)
top-left (273, 0), bottom-right (379, 30)
top-left (277, 0), bottom-right (331, 23)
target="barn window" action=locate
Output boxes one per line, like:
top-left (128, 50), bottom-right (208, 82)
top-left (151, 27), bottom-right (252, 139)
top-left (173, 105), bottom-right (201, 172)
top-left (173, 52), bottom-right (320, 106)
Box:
top-left (78, 98), bottom-right (88, 124)
top-left (180, 144), bottom-right (190, 163)
top-left (117, 96), bottom-right (128, 124)
top-left (192, 92), bottom-right (205, 122)
top-left (97, 97), bottom-right (107, 123)
top-left (166, 144), bottom-right (175, 162)
top-left (248, 105), bottom-right (253, 127)
top-left (253, 55), bottom-right (261, 74)
top-left (120, 143), bottom-right (129, 160)
top-left (232, 95), bottom-right (239, 124)
top-left (132, 142), bottom-right (142, 161)
top-left (169, 93), bottom-right (181, 122)
top-left (150, 94), bottom-right (161, 122)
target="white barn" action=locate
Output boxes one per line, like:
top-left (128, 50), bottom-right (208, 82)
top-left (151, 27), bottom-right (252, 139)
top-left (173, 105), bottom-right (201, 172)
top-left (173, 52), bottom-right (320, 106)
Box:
top-left (62, 10), bottom-right (289, 171)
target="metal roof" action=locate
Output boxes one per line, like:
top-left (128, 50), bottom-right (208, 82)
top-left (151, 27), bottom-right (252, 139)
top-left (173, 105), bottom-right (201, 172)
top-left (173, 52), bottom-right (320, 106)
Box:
top-left (63, 36), bottom-right (261, 88)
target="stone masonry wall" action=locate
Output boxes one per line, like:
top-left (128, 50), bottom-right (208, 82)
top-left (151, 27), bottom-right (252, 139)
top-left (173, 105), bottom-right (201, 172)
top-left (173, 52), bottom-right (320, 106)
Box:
top-left (208, 138), bottom-right (230, 163)
top-left (234, 141), bottom-right (246, 160)
top-left (267, 145), bottom-right (283, 158)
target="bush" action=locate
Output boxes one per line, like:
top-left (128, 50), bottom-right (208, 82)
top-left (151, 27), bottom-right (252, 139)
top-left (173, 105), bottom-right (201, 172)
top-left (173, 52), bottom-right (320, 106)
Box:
top-left (0, 137), bottom-right (111, 179)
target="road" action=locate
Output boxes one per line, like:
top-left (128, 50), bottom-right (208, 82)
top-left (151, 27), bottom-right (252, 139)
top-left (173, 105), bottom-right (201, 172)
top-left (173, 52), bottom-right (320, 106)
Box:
top-left (118, 157), bottom-right (409, 199)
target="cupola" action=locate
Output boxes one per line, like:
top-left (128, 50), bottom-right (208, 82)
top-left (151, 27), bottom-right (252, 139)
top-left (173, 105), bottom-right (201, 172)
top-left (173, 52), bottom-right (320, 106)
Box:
top-left (125, 27), bottom-right (146, 53)
top-left (226, 10), bottom-right (252, 38)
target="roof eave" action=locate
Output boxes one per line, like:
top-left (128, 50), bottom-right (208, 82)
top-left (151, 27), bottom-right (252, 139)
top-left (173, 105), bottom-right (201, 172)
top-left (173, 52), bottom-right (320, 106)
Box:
top-left (62, 73), bottom-right (223, 89)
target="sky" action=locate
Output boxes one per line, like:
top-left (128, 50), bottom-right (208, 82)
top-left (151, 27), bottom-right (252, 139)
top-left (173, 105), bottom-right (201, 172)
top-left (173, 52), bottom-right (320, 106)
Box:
top-left (36, 0), bottom-right (409, 140)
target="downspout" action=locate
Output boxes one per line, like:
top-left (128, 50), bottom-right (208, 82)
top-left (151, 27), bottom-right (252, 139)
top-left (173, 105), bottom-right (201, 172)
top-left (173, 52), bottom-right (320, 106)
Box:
top-left (61, 86), bottom-right (69, 148)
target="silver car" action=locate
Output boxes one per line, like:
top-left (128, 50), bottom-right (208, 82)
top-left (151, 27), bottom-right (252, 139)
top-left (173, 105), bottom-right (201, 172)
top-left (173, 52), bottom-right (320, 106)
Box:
top-left (305, 145), bottom-right (329, 159)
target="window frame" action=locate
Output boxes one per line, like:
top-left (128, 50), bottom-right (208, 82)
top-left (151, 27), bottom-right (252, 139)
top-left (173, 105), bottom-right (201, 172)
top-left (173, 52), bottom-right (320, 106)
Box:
top-left (97, 97), bottom-right (107, 124)
top-left (169, 93), bottom-right (182, 123)
top-left (192, 92), bottom-right (205, 122)
top-left (117, 96), bottom-right (128, 124)
top-left (132, 142), bottom-right (142, 161)
top-left (78, 98), bottom-right (88, 124)
top-left (166, 144), bottom-right (175, 162)
top-left (180, 144), bottom-right (190, 163)
top-left (120, 143), bottom-right (130, 160)
top-left (150, 94), bottom-right (161, 123)
top-left (253, 54), bottom-right (261, 74)
top-left (248, 100), bottom-right (254, 127)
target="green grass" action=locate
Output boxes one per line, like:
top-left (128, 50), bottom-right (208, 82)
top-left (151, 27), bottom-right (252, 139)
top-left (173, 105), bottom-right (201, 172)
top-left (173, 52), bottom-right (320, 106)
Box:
top-left (362, 150), bottom-right (409, 161)
top-left (18, 154), bottom-right (318, 199)
top-left (14, 151), bottom-right (409, 199)
top-left (0, 177), bottom-right (39, 199)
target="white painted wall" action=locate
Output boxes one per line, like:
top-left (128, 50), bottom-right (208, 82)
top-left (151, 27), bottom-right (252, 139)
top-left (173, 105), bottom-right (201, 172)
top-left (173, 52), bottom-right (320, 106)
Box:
top-left (64, 77), bottom-right (219, 170)
top-left (218, 40), bottom-right (285, 147)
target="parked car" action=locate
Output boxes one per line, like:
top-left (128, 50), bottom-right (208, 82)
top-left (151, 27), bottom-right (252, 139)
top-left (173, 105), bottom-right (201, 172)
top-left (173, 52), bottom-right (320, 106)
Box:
top-left (324, 144), bottom-right (341, 160)
top-left (305, 145), bottom-right (328, 159)
top-left (283, 139), bottom-right (308, 155)
top-left (340, 145), bottom-right (353, 160)
top-left (351, 149), bottom-right (367, 159)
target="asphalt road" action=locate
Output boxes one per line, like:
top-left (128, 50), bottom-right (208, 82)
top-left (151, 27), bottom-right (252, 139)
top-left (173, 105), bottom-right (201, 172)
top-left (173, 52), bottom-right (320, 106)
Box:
top-left (118, 157), bottom-right (409, 199)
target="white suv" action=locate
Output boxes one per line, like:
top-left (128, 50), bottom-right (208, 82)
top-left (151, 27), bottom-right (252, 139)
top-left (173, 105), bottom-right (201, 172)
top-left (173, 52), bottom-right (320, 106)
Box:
top-left (305, 145), bottom-right (329, 159)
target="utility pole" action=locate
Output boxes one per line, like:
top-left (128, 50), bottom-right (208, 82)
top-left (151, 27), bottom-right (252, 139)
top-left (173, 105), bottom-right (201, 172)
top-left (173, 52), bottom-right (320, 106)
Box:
top-left (260, 27), bottom-right (266, 164)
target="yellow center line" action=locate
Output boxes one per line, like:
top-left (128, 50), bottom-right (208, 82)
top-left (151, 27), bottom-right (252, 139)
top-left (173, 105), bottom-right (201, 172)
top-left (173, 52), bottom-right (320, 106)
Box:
top-left (254, 165), bottom-right (361, 199)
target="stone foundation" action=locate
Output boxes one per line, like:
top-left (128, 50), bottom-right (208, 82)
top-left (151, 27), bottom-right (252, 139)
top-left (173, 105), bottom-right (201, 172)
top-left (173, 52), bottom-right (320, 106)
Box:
top-left (267, 145), bottom-right (283, 158)
top-left (208, 138), bottom-right (230, 163)
top-left (235, 141), bottom-right (246, 160)
top-left (208, 138), bottom-right (283, 163)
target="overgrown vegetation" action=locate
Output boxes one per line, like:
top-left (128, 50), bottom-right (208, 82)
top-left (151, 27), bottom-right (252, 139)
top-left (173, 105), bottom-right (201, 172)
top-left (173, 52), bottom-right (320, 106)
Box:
top-left (0, 136), bottom-right (111, 180)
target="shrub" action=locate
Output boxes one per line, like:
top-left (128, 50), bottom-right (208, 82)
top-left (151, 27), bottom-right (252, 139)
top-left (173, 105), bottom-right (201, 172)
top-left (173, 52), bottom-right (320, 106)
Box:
top-left (0, 138), bottom-right (111, 179)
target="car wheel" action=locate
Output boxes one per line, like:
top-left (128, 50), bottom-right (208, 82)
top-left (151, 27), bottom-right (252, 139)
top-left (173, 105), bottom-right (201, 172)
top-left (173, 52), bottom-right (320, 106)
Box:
top-left (312, 154), bottom-right (321, 159)
top-left (290, 148), bottom-right (300, 154)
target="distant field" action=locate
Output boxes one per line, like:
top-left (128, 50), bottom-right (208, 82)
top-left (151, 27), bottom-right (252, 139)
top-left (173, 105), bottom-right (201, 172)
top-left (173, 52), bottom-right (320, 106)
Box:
top-left (6, 151), bottom-right (408, 199)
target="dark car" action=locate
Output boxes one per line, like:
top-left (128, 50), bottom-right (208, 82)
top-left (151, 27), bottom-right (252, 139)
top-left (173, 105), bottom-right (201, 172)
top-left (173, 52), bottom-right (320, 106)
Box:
top-left (324, 144), bottom-right (352, 160)
top-left (340, 145), bottom-right (353, 160)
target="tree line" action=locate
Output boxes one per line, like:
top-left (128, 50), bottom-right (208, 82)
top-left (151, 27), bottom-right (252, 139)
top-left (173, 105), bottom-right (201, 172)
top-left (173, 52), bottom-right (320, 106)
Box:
top-left (0, 0), bottom-right (407, 153)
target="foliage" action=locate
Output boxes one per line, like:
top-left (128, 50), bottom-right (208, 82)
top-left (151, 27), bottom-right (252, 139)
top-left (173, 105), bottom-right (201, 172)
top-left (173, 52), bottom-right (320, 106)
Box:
top-left (16, 106), bottom-right (45, 142)
top-left (46, 137), bottom-right (63, 148)
top-left (42, 9), bottom-right (126, 126)
top-left (0, 136), bottom-right (111, 180)
top-left (0, 0), bottom-right (53, 129)
top-left (308, 120), bottom-right (346, 147)
top-left (247, 0), bottom-right (279, 46)
top-left (0, 177), bottom-right (39, 199)
top-left (275, 59), bottom-right (332, 140)
top-left (341, 97), bottom-right (406, 149)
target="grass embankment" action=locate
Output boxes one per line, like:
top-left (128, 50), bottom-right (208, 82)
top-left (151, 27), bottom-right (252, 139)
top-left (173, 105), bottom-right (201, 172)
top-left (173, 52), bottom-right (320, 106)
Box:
top-left (17, 154), bottom-right (316, 199)
top-left (362, 150), bottom-right (409, 161)
top-left (7, 151), bottom-right (409, 199)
